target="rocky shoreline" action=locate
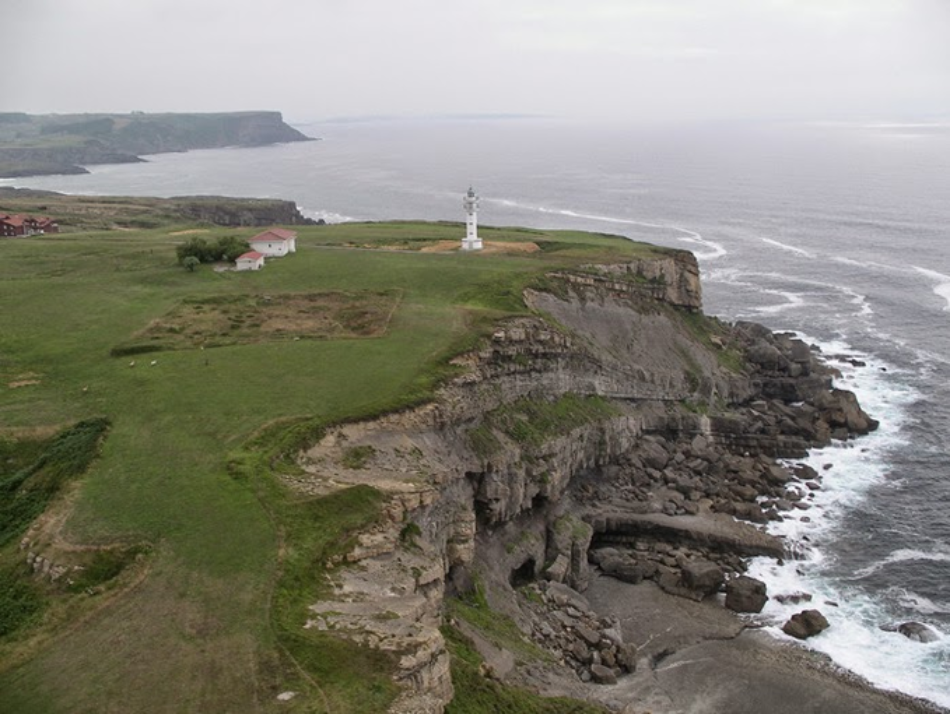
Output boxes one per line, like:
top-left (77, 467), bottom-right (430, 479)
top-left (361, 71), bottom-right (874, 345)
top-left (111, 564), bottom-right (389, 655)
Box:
top-left (284, 256), bottom-right (946, 713)
top-left (488, 324), bottom-right (945, 713)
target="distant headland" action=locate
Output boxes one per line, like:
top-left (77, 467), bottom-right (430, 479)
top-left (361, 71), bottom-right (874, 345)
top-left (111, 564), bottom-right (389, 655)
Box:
top-left (0, 111), bottom-right (314, 179)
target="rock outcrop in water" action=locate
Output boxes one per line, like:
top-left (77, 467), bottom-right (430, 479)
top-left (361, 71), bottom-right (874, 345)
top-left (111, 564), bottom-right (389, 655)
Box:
top-left (284, 252), bottom-right (877, 712)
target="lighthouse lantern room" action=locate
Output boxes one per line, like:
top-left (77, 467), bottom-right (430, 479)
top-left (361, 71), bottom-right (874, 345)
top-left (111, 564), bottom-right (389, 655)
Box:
top-left (461, 187), bottom-right (483, 251)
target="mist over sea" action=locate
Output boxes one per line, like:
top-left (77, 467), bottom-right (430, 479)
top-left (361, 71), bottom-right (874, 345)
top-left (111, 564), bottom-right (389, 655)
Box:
top-left (8, 117), bottom-right (950, 707)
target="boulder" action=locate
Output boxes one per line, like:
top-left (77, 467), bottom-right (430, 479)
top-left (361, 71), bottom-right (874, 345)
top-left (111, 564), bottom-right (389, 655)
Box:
top-left (774, 591), bottom-right (812, 605)
top-left (782, 609), bottom-right (829, 640)
top-left (590, 663), bottom-right (617, 685)
top-left (600, 557), bottom-right (646, 584)
top-left (724, 576), bottom-right (768, 613)
top-left (616, 642), bottom-right (638, 672)
top-left (897, 621), bottom-right (940, 644)
top-left (640, 439), bottom-right (671, 470)
top-left (681, 560), bottom-right (724, 596)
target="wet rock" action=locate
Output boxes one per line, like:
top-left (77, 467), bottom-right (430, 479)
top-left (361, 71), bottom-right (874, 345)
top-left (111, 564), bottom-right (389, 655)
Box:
top-left (782, 609), bottom-right (829, 640)
top-left (724, 576), bottom-right (768, 613)
top-left (894, 621), bottom-right (940, 643)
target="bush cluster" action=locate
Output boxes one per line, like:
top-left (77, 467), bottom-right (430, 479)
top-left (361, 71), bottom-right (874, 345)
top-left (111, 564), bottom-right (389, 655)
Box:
top-left (175, 236), bottom-right (250, 264)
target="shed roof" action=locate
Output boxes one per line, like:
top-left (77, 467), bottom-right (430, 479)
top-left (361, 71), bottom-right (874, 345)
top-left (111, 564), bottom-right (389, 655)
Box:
top-left (237, 251), bottom-right (265, 261)
top-left (250, 228), bottom-right (297, 242)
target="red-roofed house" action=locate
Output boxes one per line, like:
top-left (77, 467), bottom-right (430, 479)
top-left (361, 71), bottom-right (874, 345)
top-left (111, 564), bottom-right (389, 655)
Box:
top-left (0, 215), bottom-right (22, 237)
top-left (0, 213), bottom-right (59, 237)
top-left (36, 217), bottom-right (59, 234)
top-left (235, 251), bottom-right (265, 271)
top-left (249, 228), bottom-right (297, 257)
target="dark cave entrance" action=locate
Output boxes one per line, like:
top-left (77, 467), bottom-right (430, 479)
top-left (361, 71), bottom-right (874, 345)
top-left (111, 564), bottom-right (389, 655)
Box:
top-left (509, 557), bottom-right (537, 588)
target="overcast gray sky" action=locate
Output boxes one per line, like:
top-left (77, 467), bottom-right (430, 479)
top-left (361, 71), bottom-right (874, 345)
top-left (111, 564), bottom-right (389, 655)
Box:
top-left (4, 0), bottom-right (949, 124)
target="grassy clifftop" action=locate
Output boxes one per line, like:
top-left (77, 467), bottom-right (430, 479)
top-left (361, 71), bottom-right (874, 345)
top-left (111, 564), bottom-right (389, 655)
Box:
top-left (0, 188), bottom-right (316, 230)
top-left (0, 111), bottom-right (313, 178)
top-left (0, 215), bottom-right (677, 712)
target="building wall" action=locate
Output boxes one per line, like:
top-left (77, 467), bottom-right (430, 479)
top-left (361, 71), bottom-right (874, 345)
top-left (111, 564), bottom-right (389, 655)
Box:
top-left (249, 240), bottom-right (289, 257)
top-left (236, 257), bottom-right (263, 271)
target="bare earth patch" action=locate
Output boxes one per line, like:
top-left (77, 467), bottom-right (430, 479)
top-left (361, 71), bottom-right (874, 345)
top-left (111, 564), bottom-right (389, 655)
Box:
top-left (168, 229), bottom-right (210, 236)
top-left (420, 240), bottom-right (541, 254)
top-left (7, 372), bottom-right (42, 389)
top-left (112, 290), bottom-right (402, 355)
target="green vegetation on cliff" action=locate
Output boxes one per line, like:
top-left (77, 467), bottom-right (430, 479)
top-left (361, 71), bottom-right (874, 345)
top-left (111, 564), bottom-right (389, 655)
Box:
top-left (0, 215), bottom-right (681, 712)
top-left (0, 111), bottom-right (313, 178)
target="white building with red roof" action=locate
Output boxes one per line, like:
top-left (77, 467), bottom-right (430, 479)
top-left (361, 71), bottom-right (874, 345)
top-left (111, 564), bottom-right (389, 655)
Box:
top-left (248, 228), bottom-right (297, 257)
top-left (235, 251), bottom-right (265, 271)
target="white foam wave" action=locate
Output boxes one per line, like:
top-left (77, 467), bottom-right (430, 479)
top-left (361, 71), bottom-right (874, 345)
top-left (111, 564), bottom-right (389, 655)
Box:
top-left (677, 234), bottom-right (727, 261)
top-left (489, 198), bottom-right (727, 261)
top-left (760, 237), bottom-right (815, 259)
top-left (746, 337), bottom-right (950, 709)
top-left (913, 266), bottom-right (950, 312)
top-left (707, 269), bottom-right (874, 321)
top-left (853, 549), bottom-right (950, 579)
top-left (888, 588), bottom-right (950, 616)
top-left (751, 290), bottom-right (806, 315)
top-left (832, 256), bottom-right (903, 273)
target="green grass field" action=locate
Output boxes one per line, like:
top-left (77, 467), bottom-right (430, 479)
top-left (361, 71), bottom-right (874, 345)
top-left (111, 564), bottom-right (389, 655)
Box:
top-left (0, 220), bottom-right (668, 712)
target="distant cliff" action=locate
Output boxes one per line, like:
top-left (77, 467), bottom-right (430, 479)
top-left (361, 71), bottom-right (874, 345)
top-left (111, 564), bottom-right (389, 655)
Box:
top-left (0, 111), bottom-right (314, 178)
top-left (0, 188), bottom-right (318, 230)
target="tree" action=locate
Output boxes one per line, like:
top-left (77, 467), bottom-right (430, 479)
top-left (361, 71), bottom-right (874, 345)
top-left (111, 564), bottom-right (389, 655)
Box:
top-left (176, 235), bottom-right (250, 264)
top-left (182, 256), bottom-right (200, 272)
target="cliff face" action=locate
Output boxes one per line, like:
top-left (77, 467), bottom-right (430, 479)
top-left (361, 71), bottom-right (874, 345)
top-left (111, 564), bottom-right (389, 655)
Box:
top-left (0, 111), bottom-right (314, 178)
top-left (287, 259), bottom-right (876, 712)
top-left (166, 196), bottom-right (317, 226)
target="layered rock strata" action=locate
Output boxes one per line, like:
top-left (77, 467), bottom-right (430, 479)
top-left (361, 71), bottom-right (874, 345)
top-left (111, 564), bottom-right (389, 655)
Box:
top-left (288, 253), bottom-right (876, 712)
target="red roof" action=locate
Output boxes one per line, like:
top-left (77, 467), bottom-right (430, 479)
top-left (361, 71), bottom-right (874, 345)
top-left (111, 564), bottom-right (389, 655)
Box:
top-left (250, 228), bottom-right (297, 242)
top-left (1, 215), bottom-right (25, 227)
top-left (237, 251), bottom-right (265, 260)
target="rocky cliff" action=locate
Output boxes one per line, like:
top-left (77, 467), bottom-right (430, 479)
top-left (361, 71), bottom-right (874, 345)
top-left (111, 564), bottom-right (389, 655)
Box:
top-left (285, 257), bottom-right (876, 712)
top-left (0, 111), bottom-right (313, 178)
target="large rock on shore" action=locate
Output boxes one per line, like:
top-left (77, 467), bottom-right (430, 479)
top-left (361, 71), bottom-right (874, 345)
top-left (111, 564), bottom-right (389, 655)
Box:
top-left (682, 560), bottom-right (725, 597)
top-left (882, 621), bottom-right (941, 644)
top-left (782, 609), bottom-right (830, 640)
top-left (725, 576), bottom-right (768, 613)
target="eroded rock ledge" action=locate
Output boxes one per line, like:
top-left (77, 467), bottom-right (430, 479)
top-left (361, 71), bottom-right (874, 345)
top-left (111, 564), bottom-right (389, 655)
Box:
top-left (287, 256), bottom-right (877, 713)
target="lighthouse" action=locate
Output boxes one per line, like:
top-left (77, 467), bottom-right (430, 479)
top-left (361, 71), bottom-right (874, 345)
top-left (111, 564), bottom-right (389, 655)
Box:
top-left (461, 186), bottom-right (483, 251)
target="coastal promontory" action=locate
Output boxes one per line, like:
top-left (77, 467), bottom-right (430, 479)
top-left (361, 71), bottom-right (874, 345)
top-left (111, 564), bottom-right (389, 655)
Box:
top-left (0, 111), bottom-right (313, 178)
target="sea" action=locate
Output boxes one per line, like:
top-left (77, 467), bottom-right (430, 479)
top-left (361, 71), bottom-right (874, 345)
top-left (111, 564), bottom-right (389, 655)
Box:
top-left (6, 117), bottom-right (950, 708)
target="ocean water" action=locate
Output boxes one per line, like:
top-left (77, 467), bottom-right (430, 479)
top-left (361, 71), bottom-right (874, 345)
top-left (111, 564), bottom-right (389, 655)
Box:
top-left (7, 117), bottom-right (950, 708)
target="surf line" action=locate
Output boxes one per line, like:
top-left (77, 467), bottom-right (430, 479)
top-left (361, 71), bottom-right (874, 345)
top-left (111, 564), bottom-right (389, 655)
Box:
top-left (912, 266), bottom-right (950, 312)
top-left (490, 198), bottom-right (727, 261)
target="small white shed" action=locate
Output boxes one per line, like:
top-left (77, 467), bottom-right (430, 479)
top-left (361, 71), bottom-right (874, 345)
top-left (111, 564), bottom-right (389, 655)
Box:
top-left (235, 250), bottom-right (265, 271)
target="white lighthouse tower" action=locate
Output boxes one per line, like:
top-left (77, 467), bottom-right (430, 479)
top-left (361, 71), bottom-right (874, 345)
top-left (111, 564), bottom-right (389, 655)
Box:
top-left (461, 186), bottom-right (483, 251)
